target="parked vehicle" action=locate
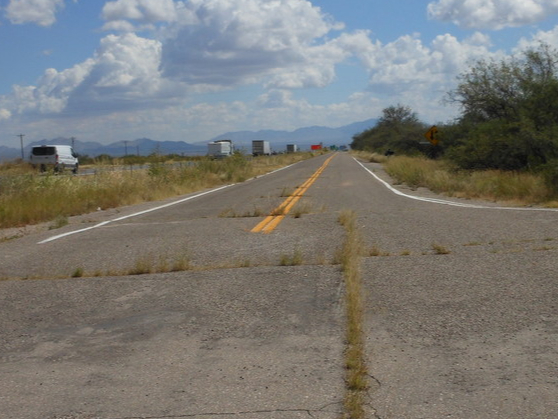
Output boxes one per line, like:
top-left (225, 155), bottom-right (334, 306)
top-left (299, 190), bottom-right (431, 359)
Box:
top-left (252, 140), bottom-right (271, 156)
top-left (29, 145), bottom-right (79, 173)
top-left (208, 140), bottom-right (233, 158)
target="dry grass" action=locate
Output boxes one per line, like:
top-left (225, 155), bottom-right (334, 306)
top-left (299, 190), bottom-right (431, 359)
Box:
top-left (432, 243), bottom-right (451, 255)
top-left (279, 247), bottom-right (304, 266)
top-left (369, 245), bottom-right (390, 257)
top-left (381, 155), bottom-right (556, 205)
top-left (337, 209), bottom-right (368, 419)
top-left (218, 206), bottom-right (266, 218)
top-left (290, 200), bottom-right (316, 218)
top-left (0, 153), bottom-right (314, 229)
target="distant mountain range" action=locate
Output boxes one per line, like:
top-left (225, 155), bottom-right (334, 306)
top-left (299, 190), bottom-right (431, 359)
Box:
top-left (0, 118), bottom-right (377, 160)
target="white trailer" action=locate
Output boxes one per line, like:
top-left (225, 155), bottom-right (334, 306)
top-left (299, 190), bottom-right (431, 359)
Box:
top-left (252, 140), bottom-right (271, 156)
top-left (286, 144), bottom-right (298, 153)
top-left (208, 140), bottom-right (233, 158)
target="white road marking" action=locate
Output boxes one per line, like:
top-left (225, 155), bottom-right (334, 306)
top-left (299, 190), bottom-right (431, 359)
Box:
top-left (355, 158), bottom-right (558, 212)
top-left (38, 161), bottom-right (299, 244)
top-left (38, 185), bottom-right (234, 244)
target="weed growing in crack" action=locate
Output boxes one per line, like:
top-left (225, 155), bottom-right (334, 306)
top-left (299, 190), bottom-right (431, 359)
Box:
top-left (338, 209), bottom-right (368, 419)
top-left (369, 245), bottom-right (390, 257)
top-left (432, 243), bottom-right (451, 255)
top-left (279, 248), bottom-right (304, 266)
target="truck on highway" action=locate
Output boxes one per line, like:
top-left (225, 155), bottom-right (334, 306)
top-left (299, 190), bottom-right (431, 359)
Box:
top-left (286, 144), bottom-right (298, 153)
top-left (252, 140), bottom-right (271, 156)
top-left (208, 140), bottom-right (233, 158)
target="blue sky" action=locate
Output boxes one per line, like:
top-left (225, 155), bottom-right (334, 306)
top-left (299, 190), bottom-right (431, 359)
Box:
top-left (2, 0), bottom-right (558, 149)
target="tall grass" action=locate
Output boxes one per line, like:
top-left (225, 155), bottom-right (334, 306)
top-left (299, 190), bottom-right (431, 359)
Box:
top-left (0, 153), bottom-right (314, 229)
top-left (379, 155), bottom-right (558, 205)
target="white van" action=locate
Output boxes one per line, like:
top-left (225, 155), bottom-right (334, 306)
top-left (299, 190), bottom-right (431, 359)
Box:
top-left (29, 145), bottom-right (79, 174)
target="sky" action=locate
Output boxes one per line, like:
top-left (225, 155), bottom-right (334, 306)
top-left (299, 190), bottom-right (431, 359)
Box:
top-left (2, 0), bottom-right (558, 148)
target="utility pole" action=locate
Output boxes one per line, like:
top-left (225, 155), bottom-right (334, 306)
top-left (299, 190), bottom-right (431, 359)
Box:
top-left (124, 140), bottom-right (128, 156)
top-left (71, 137), bottom-right (75, 149)
top-left (17, 134), bottom-right (24, 159)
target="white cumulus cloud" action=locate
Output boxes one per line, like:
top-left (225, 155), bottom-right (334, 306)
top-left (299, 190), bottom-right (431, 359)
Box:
top-left (3, 33), bottom-right (188, 116)
top-left (0, 108), bottom-right (12, 120)
top-left (101, 0), bottom-right (182, 31)
top-left (427, 0), bottom-right (558, 30)
top-left (349, 32), bottom-right (496, 92)
top-left (158, 0), bottom-right (345, 88)
top-left (5, 0), bottom-right (65, 26)
top-left (515, 25), bottom-right (558, 51)
top-left (102, 0), bottom-right (178, 22)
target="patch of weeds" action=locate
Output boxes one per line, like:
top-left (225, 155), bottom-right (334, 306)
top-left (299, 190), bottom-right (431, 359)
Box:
top-left (220, 206), bottom-right (265, 218)
top-left (243, 206), bottom-right (265, 217)
top-left (337, 209), bottom-right (368, 419)
top-left (400, 250), bottom-right (411, 256)
top-left (534, 246), bottom-right (555, 251)
top-left (463, 241), bottom-right (482, 246)
top-left (369, 245), bottom-right (390, 257)
top-left (49, 215), bottom-right (69, 230)
top-left (238, 259), bottom-right (251, 268)
top-left (291, 201), bottom-right (313, 218)
top-left (171, 253), bottom-right (191, 271)
top-left (128, 254), bottom-right (154, 275)
top-left (432, 243), bottom-right (451, 255)
top-left (218, 208), bottom-right (235, 218)
top-left (71, 267), bottom-right (84, 278)
top-left (157, 255), bottom-right (170, 273)
top-left (543, 237), bottom-right (555, 242)
top-left (279, 248), bottom-right (304, 266)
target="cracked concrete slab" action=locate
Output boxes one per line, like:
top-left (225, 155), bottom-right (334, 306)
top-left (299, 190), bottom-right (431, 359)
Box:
top-left (0, 266), bottom-right (345, 419)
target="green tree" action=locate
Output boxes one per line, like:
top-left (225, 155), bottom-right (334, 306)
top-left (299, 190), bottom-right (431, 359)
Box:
top-left (446, 43), bottom-right (558, 170)
top-left (351, 105), bottom-right (427, 154)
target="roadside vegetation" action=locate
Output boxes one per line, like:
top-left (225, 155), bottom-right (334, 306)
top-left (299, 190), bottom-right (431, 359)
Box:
top-left (354, 151), bottom-right (558, 206)
top-left (351, 43), bottom-right (558, 207)
top-left (337, 210), bottom-right (368, 419)
top-left (0, 152), bottom-right (314, 229)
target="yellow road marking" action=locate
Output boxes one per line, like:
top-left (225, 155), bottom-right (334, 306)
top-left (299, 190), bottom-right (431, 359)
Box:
top-left (251, 154), bottom-right (336, 234)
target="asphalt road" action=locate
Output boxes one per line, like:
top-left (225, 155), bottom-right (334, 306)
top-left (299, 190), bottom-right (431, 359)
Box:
top-left (1, 152), bottom-right (557, 418)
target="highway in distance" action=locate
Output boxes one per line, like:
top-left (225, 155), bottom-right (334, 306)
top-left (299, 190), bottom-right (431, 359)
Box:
top-left (0, 152), bottom-right (557, 418)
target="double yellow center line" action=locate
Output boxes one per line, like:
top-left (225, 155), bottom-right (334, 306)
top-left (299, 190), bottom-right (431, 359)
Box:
top-left (251, 154), bottom-right (336, 234)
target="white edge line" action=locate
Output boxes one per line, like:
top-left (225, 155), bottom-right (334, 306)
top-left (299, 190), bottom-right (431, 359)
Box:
top-left (354, 157), bottom-right (558, 212)
top-left (38, 160), bottom-right (302, 245)
top-left (38, 184), bottom-right (234, 244)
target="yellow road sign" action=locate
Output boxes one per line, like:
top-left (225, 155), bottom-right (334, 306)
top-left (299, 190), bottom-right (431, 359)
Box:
top-left (424, 125), bottom-right (438, 146)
